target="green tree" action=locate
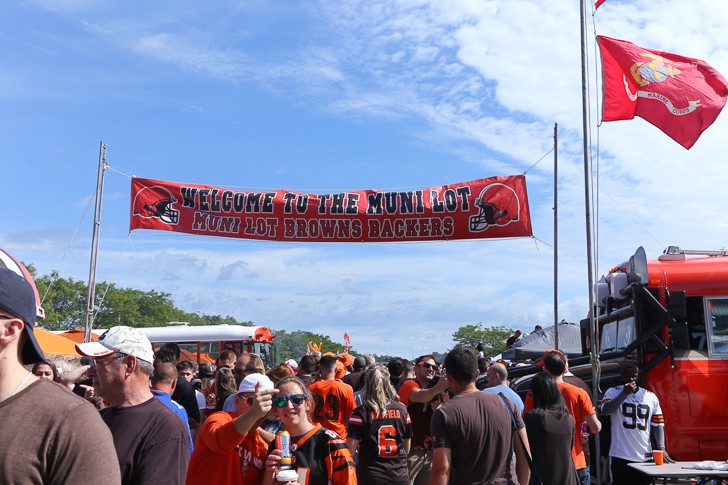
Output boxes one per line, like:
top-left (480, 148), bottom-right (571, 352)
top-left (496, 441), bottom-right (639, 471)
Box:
top-left (32, 269), bottom-right (252, 330)
top-left (34, 271), bottom-right (88, 330)
top-left (452, 323), bottom-right (512, 357)
top-left (272, 329), bottom-right (347, 364)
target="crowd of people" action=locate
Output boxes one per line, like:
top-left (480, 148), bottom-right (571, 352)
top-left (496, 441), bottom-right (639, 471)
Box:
top-left (0, 266), bottom-right (674, 485)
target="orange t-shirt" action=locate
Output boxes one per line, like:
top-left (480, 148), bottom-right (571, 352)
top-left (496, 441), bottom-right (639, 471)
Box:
top-left (523, 381), bottom-right (595, 470)
top-left (186, 411), bottom-right (268, 485)
top-left (397, 379), bottom-right (421, 406)
top-left (308, 380), bottom-right (356, 440)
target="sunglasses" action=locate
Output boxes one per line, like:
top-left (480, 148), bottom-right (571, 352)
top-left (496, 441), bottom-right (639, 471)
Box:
top-left (90, 352), bottom-right (127, 369)
top-left (418, 362), bottom-right (439, 370)
top-left (236, 394), bottom-right (255, 406)
top-left (272, 394), bottom-right (307, 408)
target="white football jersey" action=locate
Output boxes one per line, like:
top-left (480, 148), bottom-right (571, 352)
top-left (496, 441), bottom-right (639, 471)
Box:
top-left (602, 386), bottom-right (664, 462)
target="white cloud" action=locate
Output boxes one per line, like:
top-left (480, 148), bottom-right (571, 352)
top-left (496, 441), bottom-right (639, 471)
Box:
top-left (7, 0), bottom-right (728, 357)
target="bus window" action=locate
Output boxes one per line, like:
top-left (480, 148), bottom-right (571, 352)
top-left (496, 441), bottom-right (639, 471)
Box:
top-left (681, 297), bottom-right (707, 351)
top-left (706, 297), bottom-right (728, 355)
top-left (178, 343), bottom-right (198, 358)
top-left (200, 341), bottom-right (220, 358)
top-left (223, 341), bottom-right (244, 357)
top-left (254, 342), bottom-right (274, 368)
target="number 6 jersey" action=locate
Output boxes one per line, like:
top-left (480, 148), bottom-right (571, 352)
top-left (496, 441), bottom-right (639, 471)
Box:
top-left (602, 386), bottom-right (664, 462)
top-left (348, 400), bottom-right (412, 485)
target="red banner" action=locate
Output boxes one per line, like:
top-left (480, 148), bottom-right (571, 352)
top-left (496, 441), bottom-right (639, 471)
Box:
top-left (599, 35), bottom-right (728, 149)
top-left (129, 175), bottom-right (532, 242)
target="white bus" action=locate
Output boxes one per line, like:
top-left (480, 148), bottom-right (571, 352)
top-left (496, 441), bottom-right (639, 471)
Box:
top-left (137, 324), bottom-right (275, 366)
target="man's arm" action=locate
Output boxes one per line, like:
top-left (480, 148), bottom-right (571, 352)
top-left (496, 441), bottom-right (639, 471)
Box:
top-left (601, 391), bottom-right (628, 415)
top-left (258, 426), bottom-right (275, 444)
top-left (650, 405), bottom-right (674, 463)
top-left (585, 412), bottom-right (602, 434)
top-left (409, 378), bottom-right (449, 403)
top-left (430, 447), bottom-right (451, 485)
top-left (59, 365), bottom-right (91, 390)
top-left (513, 427), bottom-right (531, 485)
top-left (403, 437), bottom-right (411, 455)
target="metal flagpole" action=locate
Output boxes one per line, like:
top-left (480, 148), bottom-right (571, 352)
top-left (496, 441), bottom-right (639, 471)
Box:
top-left (579, 0), bottom-right (601, 483)
top-left (554, 123), bottom-right (559, 350)
top-left (84, 141), bottom-right (108, 343)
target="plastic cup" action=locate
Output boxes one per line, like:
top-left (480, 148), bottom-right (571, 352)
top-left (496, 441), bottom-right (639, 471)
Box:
top-left (653, 450), bottom-right (664, 465)
top-left (276, 469), bottom-right (298, 484)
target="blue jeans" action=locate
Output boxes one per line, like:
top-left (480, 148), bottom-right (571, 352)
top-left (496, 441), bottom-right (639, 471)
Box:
top-left (577, 467), bottom-right (590, 485)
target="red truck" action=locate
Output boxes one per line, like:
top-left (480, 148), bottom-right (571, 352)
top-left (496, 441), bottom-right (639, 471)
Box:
top-left (511, 245), bottom-right (728, 462)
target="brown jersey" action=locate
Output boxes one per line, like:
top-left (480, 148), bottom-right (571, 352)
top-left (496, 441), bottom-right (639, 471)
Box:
top-left (348, 401), bottom-right (412, 485)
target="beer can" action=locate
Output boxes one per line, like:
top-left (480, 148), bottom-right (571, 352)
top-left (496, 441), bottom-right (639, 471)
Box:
top-left (276, 430), bottom-right (292, 469)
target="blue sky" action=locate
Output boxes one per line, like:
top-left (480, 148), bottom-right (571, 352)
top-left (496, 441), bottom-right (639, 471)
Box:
top-left (3, 0), bottom-right (728, 358)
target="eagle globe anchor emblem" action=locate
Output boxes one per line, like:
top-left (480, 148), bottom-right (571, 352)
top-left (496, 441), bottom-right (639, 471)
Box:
top-left (622, 53), bottom-right (701, 115)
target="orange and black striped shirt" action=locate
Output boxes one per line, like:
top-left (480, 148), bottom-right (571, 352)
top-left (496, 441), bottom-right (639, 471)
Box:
top-left (278, 424), bottom-right (357, 485)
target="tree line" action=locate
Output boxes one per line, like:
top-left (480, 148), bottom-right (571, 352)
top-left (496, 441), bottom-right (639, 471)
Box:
top-left (30, 266), bottom-right (513, 361)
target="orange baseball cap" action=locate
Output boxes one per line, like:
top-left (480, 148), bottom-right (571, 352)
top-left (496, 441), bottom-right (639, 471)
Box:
top-left (338, 353), bottom-right (355, 367)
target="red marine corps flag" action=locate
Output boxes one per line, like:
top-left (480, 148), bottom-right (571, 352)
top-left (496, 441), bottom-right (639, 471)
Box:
top-left (129, 175), bottom-right (532, 242)
top-left (594, 0), bottom-right (606, 10)
top-left (598, 35), bottom-right (728, 149)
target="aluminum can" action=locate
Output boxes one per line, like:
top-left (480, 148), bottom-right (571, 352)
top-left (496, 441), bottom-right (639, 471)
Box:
top-left (276, 430), bottom-right (292, 469)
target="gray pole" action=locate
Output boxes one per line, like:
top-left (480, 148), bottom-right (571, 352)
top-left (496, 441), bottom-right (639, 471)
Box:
top-left (554, 123), bottom-right (559, 350)
top-left (84, 141), bottom-right (108, 343)
top-left (579, 0), bottom-right (601, 482)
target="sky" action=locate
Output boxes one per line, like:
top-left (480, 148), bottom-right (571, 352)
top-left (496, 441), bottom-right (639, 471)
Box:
top-left (3, 0), bottom-right (728, 359)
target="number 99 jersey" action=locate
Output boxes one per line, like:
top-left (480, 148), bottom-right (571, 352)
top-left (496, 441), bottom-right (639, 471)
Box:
top-left (602, 386), bottom-right (664, 462)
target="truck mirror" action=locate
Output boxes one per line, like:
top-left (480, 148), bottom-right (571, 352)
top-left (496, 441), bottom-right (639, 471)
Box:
top-left (629, 246), bottom-right (649, 286)
top-left (597, 278), bottom-right (609, 308)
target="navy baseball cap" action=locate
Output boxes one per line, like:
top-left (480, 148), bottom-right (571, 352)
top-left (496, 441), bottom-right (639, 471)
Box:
top-left (0, 268), bottom-right (46, 364)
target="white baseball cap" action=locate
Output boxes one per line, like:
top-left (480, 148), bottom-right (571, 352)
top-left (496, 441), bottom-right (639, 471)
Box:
top-left (76, 326), bottom-right (155, 364)
top-left (238, 373), bottom-right (274, 393)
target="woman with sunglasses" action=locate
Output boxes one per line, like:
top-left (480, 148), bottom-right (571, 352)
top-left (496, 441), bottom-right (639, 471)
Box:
top-left (347, 366), bottom-right (411, 485)
top-left (263, 377), bottom-right (357, 485)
